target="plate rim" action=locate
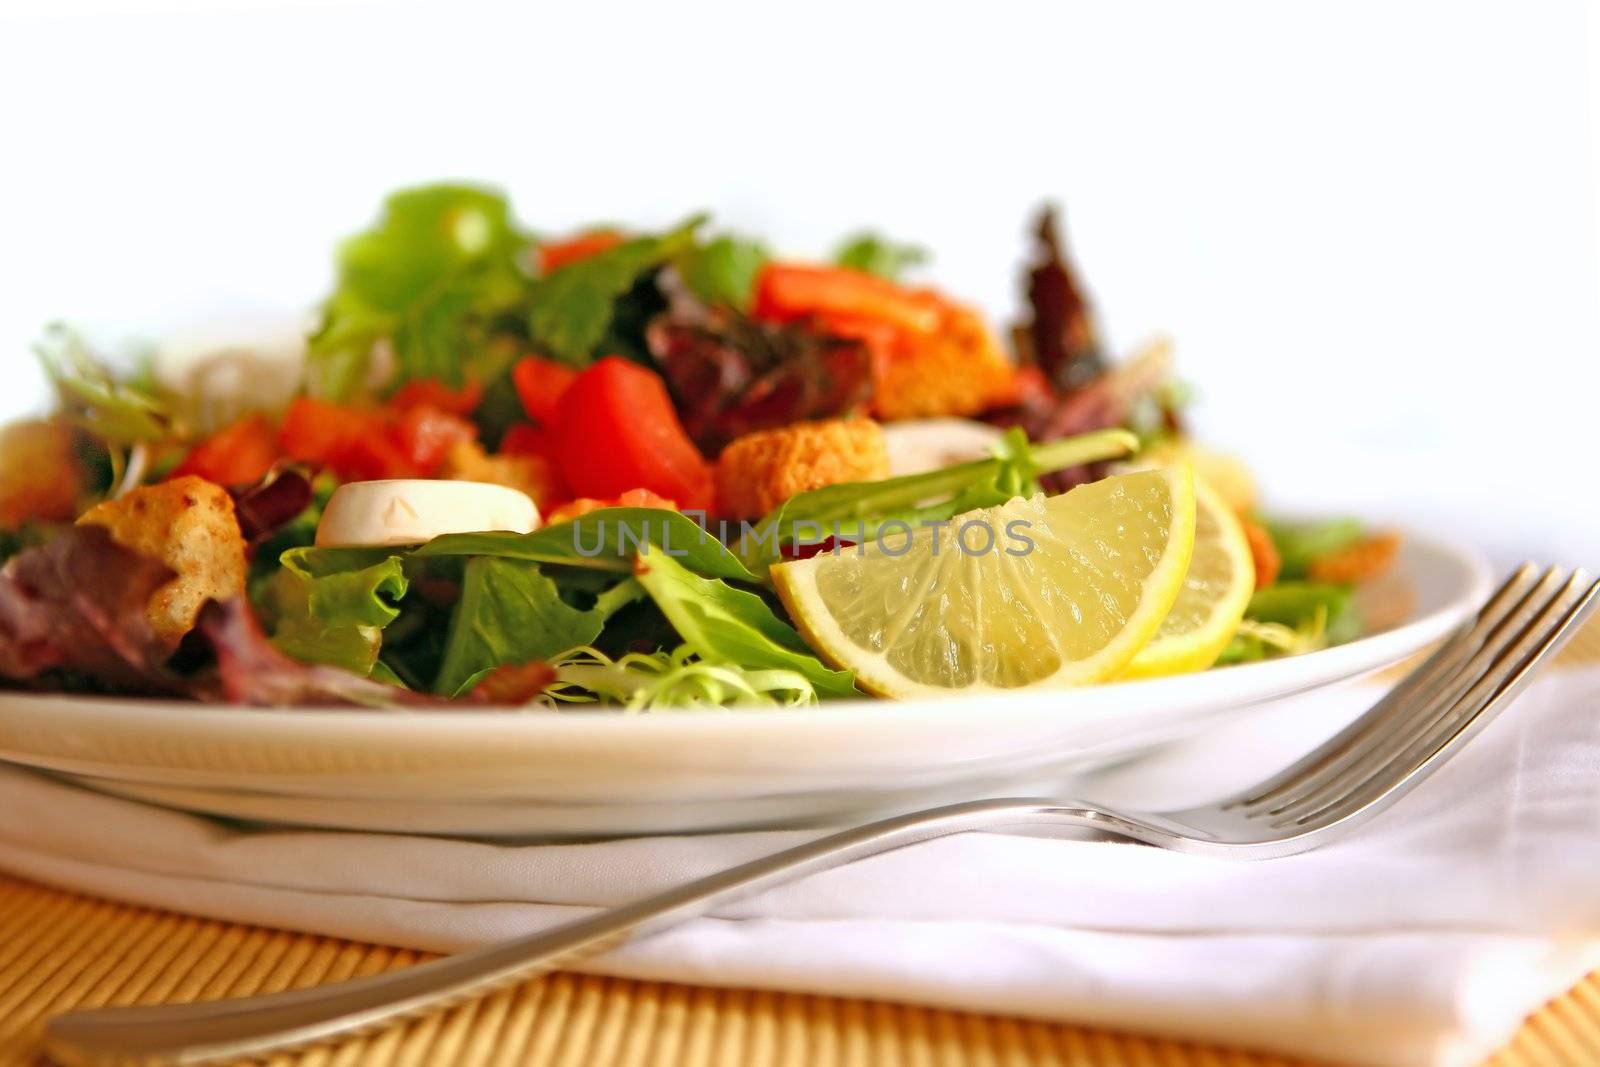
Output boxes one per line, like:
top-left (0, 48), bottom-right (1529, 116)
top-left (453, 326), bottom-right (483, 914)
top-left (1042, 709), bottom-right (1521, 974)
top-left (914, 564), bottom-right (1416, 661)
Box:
top-left (0, 526), bottom-right (1493, 739)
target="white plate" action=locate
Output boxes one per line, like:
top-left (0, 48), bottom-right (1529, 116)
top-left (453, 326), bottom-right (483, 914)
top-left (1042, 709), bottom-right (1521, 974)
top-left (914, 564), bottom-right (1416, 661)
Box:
top-left (0, 531), bottom-right (1491, 838)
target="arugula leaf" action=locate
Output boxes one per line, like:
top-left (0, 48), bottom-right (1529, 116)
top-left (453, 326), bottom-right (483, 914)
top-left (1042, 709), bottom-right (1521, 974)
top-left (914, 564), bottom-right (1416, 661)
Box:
top-left (677, 235), bottom-right (769, 310)
top-left (414, 507), bottom-right (759, 583)
top-left (1265, 518), bottom-right (1366, 580)
top-left (735, 428), bottom-right (1138, 572)
top-left (433, 557), bottom-right (642, 697)
top-left (307, 184), bottom-right (531, 398)
top-left (528, 216), bottom-right (705, 365)
top-left (633, 550), bottom-right (857, 700)
top-left (261, 552), bottom-right (409, 676)
top-left (833, 232), bottom-right (929, 280)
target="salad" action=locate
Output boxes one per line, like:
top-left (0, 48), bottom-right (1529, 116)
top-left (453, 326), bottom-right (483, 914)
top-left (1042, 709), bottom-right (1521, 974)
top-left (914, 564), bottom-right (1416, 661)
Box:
top-left (0, 185), bottom-right (1399, 709)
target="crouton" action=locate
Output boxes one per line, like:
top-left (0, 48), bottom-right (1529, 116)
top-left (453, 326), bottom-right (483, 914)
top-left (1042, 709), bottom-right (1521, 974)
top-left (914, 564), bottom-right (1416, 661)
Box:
top-left (716, 418), bottom-right (889, 519)
top-left (1309, 531), bottom-right (1401, 585)
top-left (0, 419), bottom-right (80, 526)
top-left (547, 489), bottom-right (677, 526)
top-left (441, 441), bottom-right (566, 513)
top-left (872, 303), bottom-right (1017, 421)
top-left (76, 476), bottom-right (247, 645)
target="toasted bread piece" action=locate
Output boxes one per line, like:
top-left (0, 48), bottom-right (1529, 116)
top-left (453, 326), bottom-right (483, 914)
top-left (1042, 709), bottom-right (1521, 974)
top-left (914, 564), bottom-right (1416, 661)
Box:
top-left (873, 304), bottom-right (1016, 421)
top-left (441, 441), bottom-right (566, 513)
top-left (716, 418), bottom-right (889, 519)
top-left (77, 476), bottom-right (247, 645)
top-left (1309, 531), bottom-right (1401, 585)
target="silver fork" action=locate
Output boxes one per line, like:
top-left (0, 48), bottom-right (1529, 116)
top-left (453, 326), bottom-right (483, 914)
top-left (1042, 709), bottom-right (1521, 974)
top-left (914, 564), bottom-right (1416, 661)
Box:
top-left (44, 564), bottom-right (1599, 1067)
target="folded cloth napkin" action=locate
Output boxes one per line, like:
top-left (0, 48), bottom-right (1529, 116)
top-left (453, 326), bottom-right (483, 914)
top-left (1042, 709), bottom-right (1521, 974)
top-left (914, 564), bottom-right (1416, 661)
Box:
top-left (2, 665), bottom-right (1598, 1067)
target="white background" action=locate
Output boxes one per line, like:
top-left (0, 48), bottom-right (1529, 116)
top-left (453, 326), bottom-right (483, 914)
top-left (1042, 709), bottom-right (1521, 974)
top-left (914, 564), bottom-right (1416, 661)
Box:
top-left (1, 0), bottom-right (1596, 563)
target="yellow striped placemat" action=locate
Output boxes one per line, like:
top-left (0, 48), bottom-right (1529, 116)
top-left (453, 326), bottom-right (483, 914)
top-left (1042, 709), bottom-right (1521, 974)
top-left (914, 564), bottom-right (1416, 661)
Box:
top-left (1, 617), bottom-right (1595, 1067)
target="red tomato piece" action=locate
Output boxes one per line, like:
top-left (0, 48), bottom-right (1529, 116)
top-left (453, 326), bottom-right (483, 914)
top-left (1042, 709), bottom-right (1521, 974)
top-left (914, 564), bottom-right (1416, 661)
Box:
top-left (393, 404), bottom-right (476, 475)
top-left (323, 432), bottom-right (422, 482)
top-left (278, 398), bottom-right (353, 466)
top-left (552, 357), bottom-right (713, 513)
top-left (389, 378), bottom-right (484, 416)
top-left (499, 422), bottom-right (556, 457)
top-left (171, 413), bottom-right (280, 487)
top-left (280, 397), bottom-right (433, 481)
top-left (511, 356), bottom-right (578, 427)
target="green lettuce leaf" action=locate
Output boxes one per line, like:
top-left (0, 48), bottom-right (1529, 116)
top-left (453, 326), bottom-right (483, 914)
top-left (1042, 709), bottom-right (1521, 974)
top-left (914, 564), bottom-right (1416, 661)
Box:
top-left (677, 235), bottom-right (769, 310)
top-left (633, 550), bottom-right (857, 700)
top-left (1246, 581), bottom-right (1363, 645)
top-left (833, 232), bottom-right (929, 280)
top-left (433, 559), bottom-right (643, 697)
top-left (307, 183), bottom-right (531, 398)
top-left (1265, 518), bottom-right (1365, 580)
top-left (261, 550), bottom-right (409, 676)
top-left (528, 217), bottom-right (705, 365)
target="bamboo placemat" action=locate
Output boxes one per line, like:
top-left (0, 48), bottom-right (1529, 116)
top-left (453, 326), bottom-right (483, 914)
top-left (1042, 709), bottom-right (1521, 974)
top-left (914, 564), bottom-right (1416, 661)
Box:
top-left (2, 617), bottom-right (1596, 1067)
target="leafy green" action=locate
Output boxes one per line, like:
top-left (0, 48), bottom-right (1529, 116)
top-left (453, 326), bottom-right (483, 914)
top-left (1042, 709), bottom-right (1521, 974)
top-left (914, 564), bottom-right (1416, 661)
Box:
top-left (677, 235), bottom-right (769, 310)
top-left (35, 324), bottom-right (173, 445)
top-left (306, 184), bottom-right (531, 398)
top-left (1215, 614), bottom-right (1330, 666)
top-left (246, 475), bottom-right (338, 591)
top-left (735, 428), bottom-right (1138, 572)
top-left (1246, 581), bottom-right (1363, 646)
top-left (415, 507), bottom-right (759, 582)
top-left (833, 232), bottom-right (929, 280)
top-left (1265, 517), bottom-right (1365, 580)
top-left (433, 559), bottom-right (644, 697)
top-left (542, 644), bottom-right (820, 710)
top-left (528, 217), bottom-right (704, 365)
top-left (633, 550), bottom-right (857, 700)
top-left (260, 551), bottom-right (409, 676)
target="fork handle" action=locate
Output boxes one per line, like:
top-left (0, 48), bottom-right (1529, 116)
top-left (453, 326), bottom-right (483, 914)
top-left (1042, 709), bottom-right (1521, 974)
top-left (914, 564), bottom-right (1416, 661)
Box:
top-left (46, 797), bottom-right (1112, 1067)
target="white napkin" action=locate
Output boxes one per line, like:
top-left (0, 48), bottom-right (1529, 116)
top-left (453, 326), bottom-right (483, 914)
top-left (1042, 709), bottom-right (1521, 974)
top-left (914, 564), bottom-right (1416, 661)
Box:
top-left (2, 667), bottom-right (1598, 1067)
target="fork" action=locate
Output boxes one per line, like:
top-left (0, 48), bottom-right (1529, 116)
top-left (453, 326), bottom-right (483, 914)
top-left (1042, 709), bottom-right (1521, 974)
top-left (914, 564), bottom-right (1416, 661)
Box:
top-left (44, 564), bottom-right (1599, 1067)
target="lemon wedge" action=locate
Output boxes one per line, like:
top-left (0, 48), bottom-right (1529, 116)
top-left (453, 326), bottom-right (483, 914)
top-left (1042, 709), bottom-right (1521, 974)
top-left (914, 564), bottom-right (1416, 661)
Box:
top-left (1120, 476), bottom-right (1255, 680)
top-left (771, 467), bottom-right (1196, 699)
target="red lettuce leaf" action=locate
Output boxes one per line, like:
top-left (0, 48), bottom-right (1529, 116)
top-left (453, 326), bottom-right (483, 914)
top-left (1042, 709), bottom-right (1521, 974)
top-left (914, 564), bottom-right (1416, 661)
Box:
top-left (229, 467), bottom-right (314, 544)
top-left (0, 524), bottom-right (469, 707)
top-left (1014, 205), bottom-right (1106, 392)
top-left (646, 308), bottom-right (874, 455)
top-left (192, 599), bottom-right (452, 708)
top-left (0, 524), bottom-right (182, 693)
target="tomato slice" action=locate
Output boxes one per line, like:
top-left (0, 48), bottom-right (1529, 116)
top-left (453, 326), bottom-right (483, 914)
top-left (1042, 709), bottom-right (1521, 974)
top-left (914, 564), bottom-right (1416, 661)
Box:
top-left (171, 414), bottom-right (279, 487)
top-left (552, 357), bottom-right (712, 512)
top-left (753, 263), bottom-right (941, 336)
top-left (280, 396), bottom-right (468, 481)
top-left (393, 404), bottom-right (476, 474)
top-left (511, 357), bottom-right (578, 426)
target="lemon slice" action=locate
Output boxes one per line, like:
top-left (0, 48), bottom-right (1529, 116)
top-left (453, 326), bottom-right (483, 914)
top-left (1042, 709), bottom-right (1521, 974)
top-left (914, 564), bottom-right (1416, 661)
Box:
top-left (772, 467), bottom-right (1196, 699)
top-left (1120, 476), bottom-right (1255, 680)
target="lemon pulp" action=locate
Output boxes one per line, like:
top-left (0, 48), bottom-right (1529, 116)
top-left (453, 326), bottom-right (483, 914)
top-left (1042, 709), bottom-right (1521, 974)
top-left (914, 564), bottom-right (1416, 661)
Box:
top-left (772, 467), bottom-right (1196, 699)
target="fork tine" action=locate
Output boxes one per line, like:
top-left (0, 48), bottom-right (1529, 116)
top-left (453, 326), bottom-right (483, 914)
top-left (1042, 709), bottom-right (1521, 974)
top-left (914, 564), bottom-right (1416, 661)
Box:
top-left (1276, 571), bottom-right (1598, 831)
top-left (1258, 566), bottom-right (1568, 818)
top-left (1231, 563), bottom-right (1542, 812)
